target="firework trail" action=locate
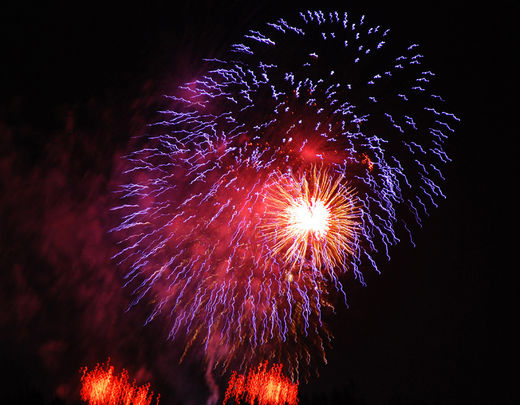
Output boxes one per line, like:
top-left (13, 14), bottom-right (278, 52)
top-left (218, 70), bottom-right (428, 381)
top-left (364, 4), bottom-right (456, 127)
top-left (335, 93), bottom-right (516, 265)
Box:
top-left (223, 362), bottom-right (298, 405)
top-left (80, 359), bottom-right (160, 405)
top-left (111, 10), bottom-right (458, 377)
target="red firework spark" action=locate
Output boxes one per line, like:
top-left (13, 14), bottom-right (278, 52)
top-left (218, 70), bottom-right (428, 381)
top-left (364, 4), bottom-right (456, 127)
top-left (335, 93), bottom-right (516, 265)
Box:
top-left (79, 359), bottom-right (159, 405)
top-left (223, 362), bottom-right (298, 405)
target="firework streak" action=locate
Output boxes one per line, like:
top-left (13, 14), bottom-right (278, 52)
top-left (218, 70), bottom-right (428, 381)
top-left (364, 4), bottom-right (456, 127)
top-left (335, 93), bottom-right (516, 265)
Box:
top-left (80, 359), bottom-right (159, 405)
top-left (111, 10), bottom-right (458, 376)
top-left (224, 362), bottom-right (298, 405)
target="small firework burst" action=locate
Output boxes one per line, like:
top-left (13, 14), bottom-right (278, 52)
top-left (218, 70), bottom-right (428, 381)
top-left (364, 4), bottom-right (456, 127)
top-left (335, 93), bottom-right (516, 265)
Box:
top-left (261, 167), bottom-right (360, 274)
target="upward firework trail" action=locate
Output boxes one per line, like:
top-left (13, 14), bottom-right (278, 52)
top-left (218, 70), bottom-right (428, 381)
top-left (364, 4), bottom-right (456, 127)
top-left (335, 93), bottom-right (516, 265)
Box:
top-left (111, 10), bottom-right (458, 377)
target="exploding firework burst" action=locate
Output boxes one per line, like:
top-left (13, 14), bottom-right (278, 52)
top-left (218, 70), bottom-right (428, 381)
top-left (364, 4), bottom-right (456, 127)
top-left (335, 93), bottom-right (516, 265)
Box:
top-left (80, 359), bottom-right (160, 405)
top-left (111, 10), bottom-right (458, 376)
top-left (261, 167), bottom-right (360, 274)
top-left (224, 362), bottom-right (298, 405)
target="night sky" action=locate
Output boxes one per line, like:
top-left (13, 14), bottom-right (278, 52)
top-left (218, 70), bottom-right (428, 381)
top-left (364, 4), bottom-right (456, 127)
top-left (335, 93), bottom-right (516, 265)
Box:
top-left (0, 1), bottom-right (514, 404)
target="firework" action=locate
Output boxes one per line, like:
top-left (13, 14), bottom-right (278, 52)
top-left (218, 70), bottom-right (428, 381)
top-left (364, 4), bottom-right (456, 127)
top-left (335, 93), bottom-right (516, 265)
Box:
top-left (261, 167), bottom-right (360, 274)
top-left (111, 10), bottom-right (458, 375)
top-left (224, 362), bottom-right (298, 405)
top-left (80, 359), bottom-right (159, 405)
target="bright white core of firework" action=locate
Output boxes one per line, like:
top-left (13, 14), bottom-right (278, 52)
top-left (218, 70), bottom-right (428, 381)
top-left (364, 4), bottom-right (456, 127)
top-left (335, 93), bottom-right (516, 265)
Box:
top-left (287, 198), bottom-right (330, 240)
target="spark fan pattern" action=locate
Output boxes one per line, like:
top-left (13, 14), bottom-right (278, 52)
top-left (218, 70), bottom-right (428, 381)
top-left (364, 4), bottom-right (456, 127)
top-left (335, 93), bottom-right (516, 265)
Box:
top-left (111, 10), bottom-right (458, 376)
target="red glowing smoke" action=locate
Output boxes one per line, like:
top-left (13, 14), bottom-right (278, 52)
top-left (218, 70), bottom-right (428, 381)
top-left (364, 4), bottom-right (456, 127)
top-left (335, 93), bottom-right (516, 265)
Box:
top-left (80, 359), bottom-right (160, 405)
top-left (223, 362), bottom-right (298, 405)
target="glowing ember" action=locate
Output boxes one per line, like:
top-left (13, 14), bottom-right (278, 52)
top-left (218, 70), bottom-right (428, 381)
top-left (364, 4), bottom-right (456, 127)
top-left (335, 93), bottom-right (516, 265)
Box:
top-left (79, 359), bottom-right (159, 405)
top-left (224, 362), bottom-right (298, 405)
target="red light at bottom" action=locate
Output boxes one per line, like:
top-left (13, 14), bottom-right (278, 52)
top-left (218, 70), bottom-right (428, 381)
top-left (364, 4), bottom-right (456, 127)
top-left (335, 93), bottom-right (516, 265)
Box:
top-left (224, 362), bottom-right (298, 405)
top-left (79, 358), bottom-right (159, 405)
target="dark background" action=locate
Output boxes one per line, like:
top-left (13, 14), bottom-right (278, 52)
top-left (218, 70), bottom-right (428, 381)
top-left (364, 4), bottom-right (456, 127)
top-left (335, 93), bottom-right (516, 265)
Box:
top-left (0, 1), bottom-right (514, 404)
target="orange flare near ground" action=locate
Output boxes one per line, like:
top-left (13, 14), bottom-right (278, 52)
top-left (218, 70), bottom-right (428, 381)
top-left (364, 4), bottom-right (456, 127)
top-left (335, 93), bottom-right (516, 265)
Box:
top-left (80, 359), bottom-right (159, 405)
top-left (224, 362), bottom-right (298, 405)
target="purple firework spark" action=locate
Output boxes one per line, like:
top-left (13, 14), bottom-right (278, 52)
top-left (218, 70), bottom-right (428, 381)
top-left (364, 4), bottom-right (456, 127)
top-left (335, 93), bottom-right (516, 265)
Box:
top-left (110, 10), bottom-right (458, 378)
